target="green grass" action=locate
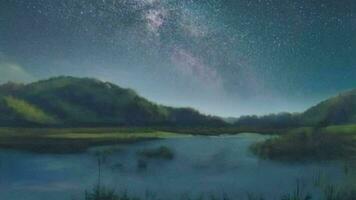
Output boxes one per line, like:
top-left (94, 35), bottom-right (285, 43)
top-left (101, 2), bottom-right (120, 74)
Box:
top-left (0, 125), bottom-right (284, 154)
top-left (45, 131), bottom-right (182, 140)
top-left (324, 124), bottom-right (356, 135)
top-left (252, 125), bottom-right (356, 161)
top-left (3, 96), bottom-right (58, 124)
top-left (0, 127), bottom-right (187, 154)
top-left (3, 124), bottom-right (356, 156)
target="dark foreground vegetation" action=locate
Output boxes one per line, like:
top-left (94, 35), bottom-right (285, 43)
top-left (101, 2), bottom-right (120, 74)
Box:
top-left (81, 184), bottom-right (356, 200)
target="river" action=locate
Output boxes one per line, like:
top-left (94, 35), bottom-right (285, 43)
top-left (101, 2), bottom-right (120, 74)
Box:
top-left (0, 133), bottom-right (349, 200)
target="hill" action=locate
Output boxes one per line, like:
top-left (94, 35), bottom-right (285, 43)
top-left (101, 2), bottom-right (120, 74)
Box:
top-left (0, 76), bottom-right (225, 127)
top-left (234, 89), bottom-right (356, 129)
top-left (300, 89), bottom-right (356, 126)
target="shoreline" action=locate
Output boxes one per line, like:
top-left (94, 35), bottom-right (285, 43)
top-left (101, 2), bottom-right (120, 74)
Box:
top-left (0, 127), bottom-right (188, 154)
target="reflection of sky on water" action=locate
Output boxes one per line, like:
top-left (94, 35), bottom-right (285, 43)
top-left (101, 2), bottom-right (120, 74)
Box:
top-left (0, 134), bottom-right (347, 200)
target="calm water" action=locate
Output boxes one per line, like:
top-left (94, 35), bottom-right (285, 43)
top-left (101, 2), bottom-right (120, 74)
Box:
top-left (0, 133), bottom-right (349, 200)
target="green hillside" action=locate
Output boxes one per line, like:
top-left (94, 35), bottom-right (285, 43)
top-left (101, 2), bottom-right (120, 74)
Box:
top-left (300, 89), bottom-right (356, 126)
top-left (234, 89), bottom-right (356, 129)
top-left (3, 76), bottom-right (355, 129)
top-left (0, 76), bottom-right (225, 127)
top-left (3, 96), bottom-right (57, 124)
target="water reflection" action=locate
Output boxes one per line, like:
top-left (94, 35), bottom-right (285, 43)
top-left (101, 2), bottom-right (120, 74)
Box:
top-left (0, 133), bottom-right (350, 200)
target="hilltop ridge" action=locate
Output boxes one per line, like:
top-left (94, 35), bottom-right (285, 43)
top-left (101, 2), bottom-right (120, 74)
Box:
top-left (0, 76), bottom-right (225, 127)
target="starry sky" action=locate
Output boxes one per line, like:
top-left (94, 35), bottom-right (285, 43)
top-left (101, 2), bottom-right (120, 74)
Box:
top-left (0, 0), bottom-right (355, 117)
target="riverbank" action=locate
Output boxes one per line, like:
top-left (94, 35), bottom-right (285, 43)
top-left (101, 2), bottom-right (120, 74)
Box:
top-left (5, 124), bottom-right (356, 158)
top-left (0, 126), bottom-right (284, 154)
top-left (0, 127), bottom-right (187, 153)
top-left (252, 124), bottom-right (356, 161)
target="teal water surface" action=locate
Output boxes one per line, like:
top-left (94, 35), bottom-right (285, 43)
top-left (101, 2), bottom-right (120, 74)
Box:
top-left (0, 133), bottom-right (348, 200)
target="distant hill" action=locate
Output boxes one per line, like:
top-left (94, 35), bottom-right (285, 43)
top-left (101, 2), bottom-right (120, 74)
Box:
top-left (0, 76), bottom-right (225, 127)
top-left (300, 89), bottom-right (356, 126)
top-left (222, 117), bottom-right (239, 124)
top-left (234, 89), bottom-right (356, 128)
top-left (2, 76), bottom-right (354, 129)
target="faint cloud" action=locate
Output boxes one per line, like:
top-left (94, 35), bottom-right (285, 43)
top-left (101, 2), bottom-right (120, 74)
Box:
top-left (0, 62), bottom-right (35, 84)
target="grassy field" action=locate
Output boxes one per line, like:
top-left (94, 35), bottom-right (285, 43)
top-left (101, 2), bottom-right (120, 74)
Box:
top-left (252, 124), bottom-right (356, 161)
top-left (325, 124), bottom-right (356, 135)
top-left (3, 124), bottom-right (356, 156)
top-left (0, 125), bottom-right (285, 154)
top-left (0, 127), bottom-right (187, 154)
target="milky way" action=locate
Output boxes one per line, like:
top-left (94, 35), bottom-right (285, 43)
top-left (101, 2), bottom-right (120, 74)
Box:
top-left (0, 0), bottom-right (356, 116)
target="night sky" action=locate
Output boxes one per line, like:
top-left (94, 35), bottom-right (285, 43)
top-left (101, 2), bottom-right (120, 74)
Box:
top-left (0, 0), bottom-right (355, 117)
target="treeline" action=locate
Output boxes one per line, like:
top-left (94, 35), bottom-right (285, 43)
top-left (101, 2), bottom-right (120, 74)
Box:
top-left (233, 112), bottom-right (301, 129)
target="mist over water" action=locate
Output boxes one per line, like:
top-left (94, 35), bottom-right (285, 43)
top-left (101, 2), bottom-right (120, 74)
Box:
top-left (0, 133), bottom-right (347, 200)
